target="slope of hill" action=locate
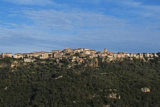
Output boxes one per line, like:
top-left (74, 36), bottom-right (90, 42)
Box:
top-left (0, 58), bottom-right (160, 107)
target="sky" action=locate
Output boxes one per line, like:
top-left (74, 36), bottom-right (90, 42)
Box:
top-left (0, 0), bottom-right (160, 53)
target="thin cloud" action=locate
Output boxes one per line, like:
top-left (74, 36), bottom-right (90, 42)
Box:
top-left (3, 0), bottom-right (56, 6)
top-left (1, 8), bottom-right (160, 42)
top-left (111, 0), bottom-right (160, 18)
top-left (0, 0), bottom-right (160, 52)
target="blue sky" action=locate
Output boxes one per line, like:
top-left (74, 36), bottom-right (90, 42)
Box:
top-left (0, 0), bottom-right (160, 53)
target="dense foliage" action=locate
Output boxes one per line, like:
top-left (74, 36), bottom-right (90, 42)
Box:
top-left (0, 58), bottom-right (160, 107)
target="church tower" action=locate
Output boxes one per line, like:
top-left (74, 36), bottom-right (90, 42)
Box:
top-left (104, 48), bottom-right (107, 53)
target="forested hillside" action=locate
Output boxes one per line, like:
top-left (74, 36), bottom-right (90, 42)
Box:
top-left (0, 57), bottom-right (160, 107)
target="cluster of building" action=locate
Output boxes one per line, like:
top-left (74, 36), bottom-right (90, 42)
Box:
top-left (0, 48), bottom-right (159, 62)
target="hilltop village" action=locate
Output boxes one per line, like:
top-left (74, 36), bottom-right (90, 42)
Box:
top-left (0, 48), bottom-right (159, 63)
top-left (0, 48), bottom-right (160, 107)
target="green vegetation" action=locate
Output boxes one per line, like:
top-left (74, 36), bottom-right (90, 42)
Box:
top-left (0, 58), bottom-right (160, 107)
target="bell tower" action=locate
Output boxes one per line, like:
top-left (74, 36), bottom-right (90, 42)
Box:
top-left (104, 48), bottom-right (107, 53)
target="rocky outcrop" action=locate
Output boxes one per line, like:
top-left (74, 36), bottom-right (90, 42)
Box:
top-left (141, 87), bottom-right (150, 93)
top-left (108, 93), bottom-right (121, 99)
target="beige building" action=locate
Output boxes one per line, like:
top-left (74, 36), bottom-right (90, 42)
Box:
top-left (84, 50), bottom-right (91, 55)
top-left (14, 54), bottom-right (24, 59)
top-left (154, 53), bottom-right (158, 57)
top-left (63, 48), bottom-right (73, 53)
top-left (139, 53), bottom-right (144, 59)
top-left (1, 53), bottom-right (12, 58)
top-left (26, 52), bottom-right (45, 58)
top-left (53, 52), bottom-right (63, 58)
top-left (90, 50), bottom-right (96, 54)
top-left (73, 48), bottom-right (84, 53)
top-left (39, 52), bottom-right (50, 59)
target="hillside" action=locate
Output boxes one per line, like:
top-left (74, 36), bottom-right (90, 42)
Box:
top-left (0, 57), bottom-right (160, 107)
